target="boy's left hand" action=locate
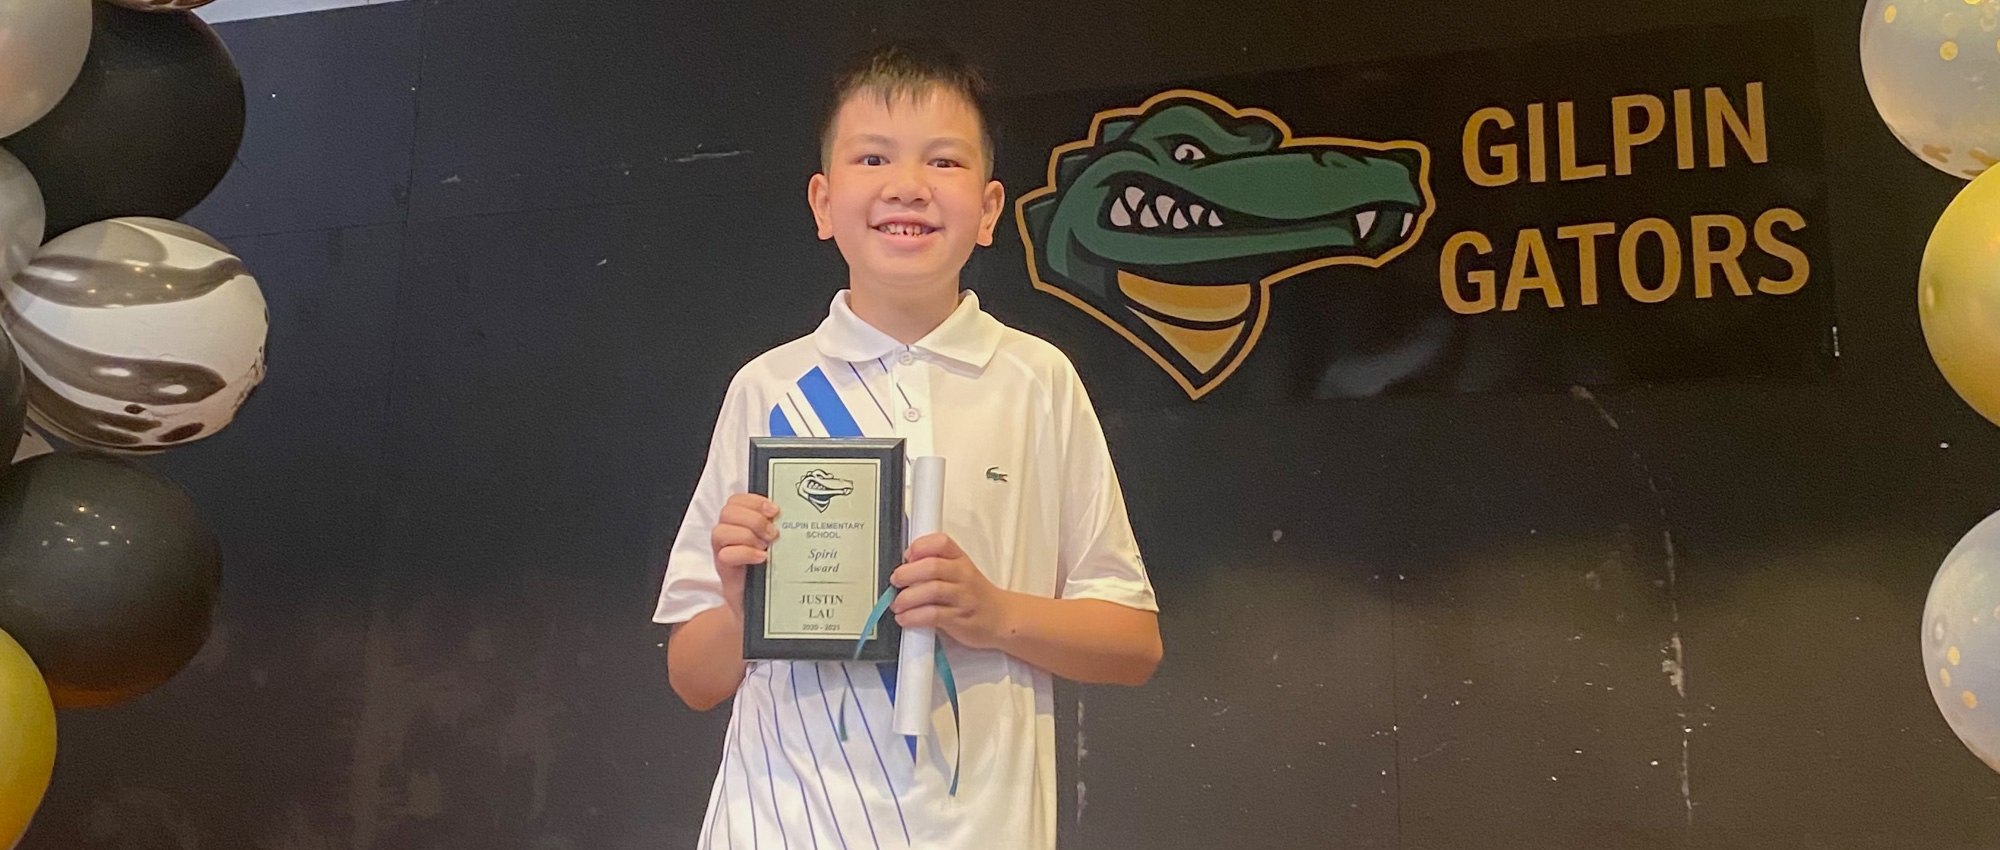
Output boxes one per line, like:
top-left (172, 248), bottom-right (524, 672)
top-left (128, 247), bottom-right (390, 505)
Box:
top-left (889, 533), bottom-right (1014, 650)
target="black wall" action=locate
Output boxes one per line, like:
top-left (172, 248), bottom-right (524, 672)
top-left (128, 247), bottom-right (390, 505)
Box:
top-left (20, 0), bottom-right (2000, 848)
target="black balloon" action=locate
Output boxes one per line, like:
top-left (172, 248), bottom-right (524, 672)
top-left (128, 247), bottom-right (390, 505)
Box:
top-left (0, 452), bottom-right (220, 708)
top-left (0, 4), bottom-right (244, 240)
top-left (0, 327), bottom-right (21, 465)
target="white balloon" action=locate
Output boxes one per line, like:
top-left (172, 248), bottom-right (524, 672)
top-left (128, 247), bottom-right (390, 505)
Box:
top-left (0, 149), bottom-right (43, 284)
top-left (2, 217), bottom-right (268, 453)
top-left (0, 0), bottom-right (91, 139)
top-left (1862, 0), bottom-right (2000, 179)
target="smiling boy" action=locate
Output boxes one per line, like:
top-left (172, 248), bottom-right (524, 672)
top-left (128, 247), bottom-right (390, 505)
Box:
top-left (654, 41), bottom-right (1161, 850)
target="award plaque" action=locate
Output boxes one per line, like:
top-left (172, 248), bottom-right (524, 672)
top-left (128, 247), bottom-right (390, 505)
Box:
top-left (744, 437), bottom-right (905, 661)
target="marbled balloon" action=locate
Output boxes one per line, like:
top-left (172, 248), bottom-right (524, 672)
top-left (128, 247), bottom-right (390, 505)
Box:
top-left (0, 217), bottom-right (267, 453)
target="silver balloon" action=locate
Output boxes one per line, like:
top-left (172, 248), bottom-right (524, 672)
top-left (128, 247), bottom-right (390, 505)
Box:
top-left (0, 0), bottom-right (91, 139)
top-left (1925, 510), bottom-right (2000, 773)
top-left (103, 0), bottom-right (216, 9)
top-left (9, 426), bottom-right (48, 463)
top-left (1863, 0), bottom-right (2000, 179)
top-left (0, 149), bottom-right (42, 286)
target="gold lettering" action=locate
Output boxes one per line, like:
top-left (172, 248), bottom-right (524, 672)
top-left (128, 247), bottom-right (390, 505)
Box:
top-left (1619, 218), bottom-right (1682, 303)
top-left (1464, 107), bottom-right (1518, 187)
top-left (1558, 101), bottom-right (1607, 181)
top-left (1754, 207), bottom-right (1810, 295)
top-left (1441, 231), bottom-right (1497, 314)
top-left (1706, 82), bottom-right (1768, 167)
top-left (1557, 222), bottom-right (1618, 306)
top-left (1674, 89), bottom-right (1697, 170)
top-left (1528, 102), bottom-right (1549, 184)
top-left (1612, 94), bottom-right (1666, 177)
top-left (1504, 229), bottom-right (1564, 311)
top-left (1691, 214), bottom-right (1752, 298)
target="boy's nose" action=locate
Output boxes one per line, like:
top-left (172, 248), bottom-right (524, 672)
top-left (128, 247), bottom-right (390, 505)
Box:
top-left (883, 165), bottom-right (931, 204)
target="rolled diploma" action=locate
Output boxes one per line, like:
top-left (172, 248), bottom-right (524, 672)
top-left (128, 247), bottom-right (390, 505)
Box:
top-left (893, 455), bottom-right (945, 737)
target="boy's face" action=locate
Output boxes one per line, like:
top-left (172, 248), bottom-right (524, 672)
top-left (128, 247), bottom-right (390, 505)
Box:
top-left (809, 87), bottom-right (1004, 297)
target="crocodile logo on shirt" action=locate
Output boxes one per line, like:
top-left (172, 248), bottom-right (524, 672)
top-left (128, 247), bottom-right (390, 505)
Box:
top-left (796, 470), bottom-right (855, 512)
top-left (1018, 89), bottom-right (1434, 399)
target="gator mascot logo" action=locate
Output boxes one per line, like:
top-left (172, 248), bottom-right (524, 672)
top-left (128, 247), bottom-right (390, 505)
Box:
top-left (796, 469), bottom-right (854, 512)
top-left (1018, 90), bottom-right (1435, 399)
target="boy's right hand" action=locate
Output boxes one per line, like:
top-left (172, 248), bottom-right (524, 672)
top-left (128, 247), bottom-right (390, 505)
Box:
top-left (710, 493), bottom-right (780, 611)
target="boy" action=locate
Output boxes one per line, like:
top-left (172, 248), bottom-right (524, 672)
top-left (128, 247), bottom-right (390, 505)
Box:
top-left (654, 41), bottom-right (1161, 850)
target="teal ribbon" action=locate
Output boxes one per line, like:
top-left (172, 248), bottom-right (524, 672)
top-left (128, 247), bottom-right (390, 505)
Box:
top-left (836, 587), bottom-right (900, 742)
top-left (934, 634), bottom-right (960, 795)
top-left (834, 585), bottom-right (962, 796)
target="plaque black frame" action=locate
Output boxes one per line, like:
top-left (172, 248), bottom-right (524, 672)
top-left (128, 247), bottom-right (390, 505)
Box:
top-left (744, 437), bottom-right (905, 661)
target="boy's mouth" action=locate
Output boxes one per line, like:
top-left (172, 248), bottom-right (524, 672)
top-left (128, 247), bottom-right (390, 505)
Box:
top-left (874, 222), bottom-right (938, 237)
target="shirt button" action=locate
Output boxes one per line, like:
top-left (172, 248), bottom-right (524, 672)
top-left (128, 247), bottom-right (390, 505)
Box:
top-left (898, 350), bottom-right (916, 365)
top-left (903, 408), bottom-right (922, 422)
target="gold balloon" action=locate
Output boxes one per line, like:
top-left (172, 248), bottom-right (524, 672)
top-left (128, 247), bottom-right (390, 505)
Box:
top-left (1922, 166), bottom-right (2000, 427)
top-left (0, 627), bottom-right (55, 850)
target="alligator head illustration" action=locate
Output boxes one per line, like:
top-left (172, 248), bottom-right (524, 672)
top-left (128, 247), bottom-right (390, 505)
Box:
top-left (1018, 90), bottom-right (1433, 398)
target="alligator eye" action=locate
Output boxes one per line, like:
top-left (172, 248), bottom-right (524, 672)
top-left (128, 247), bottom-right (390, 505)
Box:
top-left (1172, 143), bottom-right (1206, 163)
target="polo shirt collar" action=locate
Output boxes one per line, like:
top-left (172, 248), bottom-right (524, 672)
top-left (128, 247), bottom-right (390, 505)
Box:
top-left (813, 289), bottom-right (1004, 371)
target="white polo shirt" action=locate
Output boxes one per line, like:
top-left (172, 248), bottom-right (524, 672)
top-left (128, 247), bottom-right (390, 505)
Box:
top-left (655, 289), bottom-right (1156, 850)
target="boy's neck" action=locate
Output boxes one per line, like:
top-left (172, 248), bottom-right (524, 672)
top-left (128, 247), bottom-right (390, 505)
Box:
top-left (847, 280), bottom-right (961, 345)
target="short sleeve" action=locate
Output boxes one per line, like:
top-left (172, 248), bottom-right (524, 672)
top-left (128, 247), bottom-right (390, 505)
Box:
top-left (1055, 366), bottom-right (1158, 612)
top-left (653, 372), bottom-right (754, 625)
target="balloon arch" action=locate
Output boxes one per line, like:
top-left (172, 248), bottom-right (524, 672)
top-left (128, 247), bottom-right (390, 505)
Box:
top-left (0, 0), bottom-right (260, 844)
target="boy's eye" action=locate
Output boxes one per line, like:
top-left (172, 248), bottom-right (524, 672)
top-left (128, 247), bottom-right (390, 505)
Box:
top-left (930, 158), bottom-right (961, 168)
top-left (860, 154), bottom-right (887, 166)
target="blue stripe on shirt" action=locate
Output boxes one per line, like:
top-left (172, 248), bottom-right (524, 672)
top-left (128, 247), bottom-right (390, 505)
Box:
top-left (797, 367), bottom-right (863, 439)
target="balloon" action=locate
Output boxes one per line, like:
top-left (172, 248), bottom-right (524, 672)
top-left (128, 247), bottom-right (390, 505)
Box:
top-left (1861, 0), bottom-right (2000, 179)
top-left (0, 332), bottom-right (20, 468)
top-left (10, 427), bottom-right (50, 464)
top-left (1923, 510), bottom-right (2000, 772)
top-left (0, 149), bottom-right (43, 288)
top-left (0, 0), bottom-right (90, 139)
top-left (0, 452), bottom-right (221, 709)
top-left (3, 218), bottom-right (266, 453)
top-left (0, 4), bottom-right (244, 240)
top-left (0, 627), bottom-right (54, 850)
top-left (1920, 166), bottom-right (2000, 427)
top-left (103, 0), bottom-right (215, 9)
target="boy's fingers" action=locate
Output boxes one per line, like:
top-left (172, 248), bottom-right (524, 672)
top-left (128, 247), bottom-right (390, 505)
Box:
top-left (895, 606), bottom-right (944, 629)
top-left (900, 608), bottom-right (944, 628)
top-left (904, 533), bottom-right (962, 561)
top-left (889, 580), bottom-right (956, 613)
top-left (890, 557), bottom-right (951, 588)
top-left (716, 545), bottom-right (769, 569)
top-left (718, 505), bottom-right (779, 541)
top-left (725, 493), bottom-right (780, 518)
top-left (711, 524), bottom-right (767, 554)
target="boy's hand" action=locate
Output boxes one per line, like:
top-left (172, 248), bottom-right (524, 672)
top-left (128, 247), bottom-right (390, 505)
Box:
top-left (890, 533), bottom-right (1015, 650)
top-left (710, 493), bottom-right (779, 611)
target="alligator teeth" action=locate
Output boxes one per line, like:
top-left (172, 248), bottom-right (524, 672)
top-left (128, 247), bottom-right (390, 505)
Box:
top-left (1356, 210), bottom-right (1378, 239)
top-left (1399, 212), bottom-right (1415, 237)
top-left (1107, 186), bottom-right (1232, 231)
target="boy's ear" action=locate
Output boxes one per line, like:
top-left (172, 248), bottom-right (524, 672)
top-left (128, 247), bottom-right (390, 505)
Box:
top-left (807, 172), bottom-right (834, 240)
top-left (976, 178), bottom-right (1006, 247)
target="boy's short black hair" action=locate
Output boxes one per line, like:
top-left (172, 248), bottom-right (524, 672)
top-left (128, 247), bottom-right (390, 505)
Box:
top-left (817, 40), bottom-right (998, 177)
